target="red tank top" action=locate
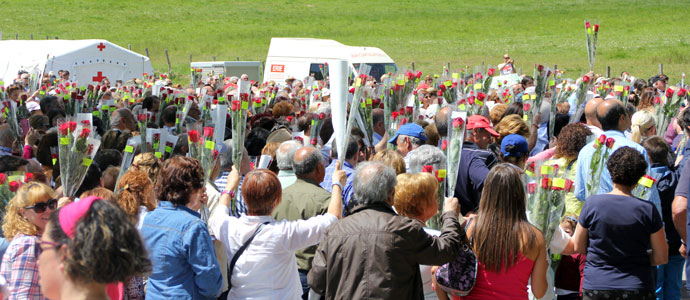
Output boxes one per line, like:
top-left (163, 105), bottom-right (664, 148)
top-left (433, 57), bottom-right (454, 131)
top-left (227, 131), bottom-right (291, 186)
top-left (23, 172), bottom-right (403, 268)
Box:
top-left (455, 253), bottom-right (535, 300)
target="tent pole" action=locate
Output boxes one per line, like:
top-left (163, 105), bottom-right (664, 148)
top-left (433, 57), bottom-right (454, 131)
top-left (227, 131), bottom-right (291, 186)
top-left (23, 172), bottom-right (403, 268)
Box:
top-left (164, 49), bottom-right (172, 75)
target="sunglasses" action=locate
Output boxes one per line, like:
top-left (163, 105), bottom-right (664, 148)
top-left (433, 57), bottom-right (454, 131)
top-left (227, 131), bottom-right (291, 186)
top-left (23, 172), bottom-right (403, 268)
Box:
top-left (37, 240), bottom-right (60, 252)
top-left (25, 198), bottom-right (58, 213)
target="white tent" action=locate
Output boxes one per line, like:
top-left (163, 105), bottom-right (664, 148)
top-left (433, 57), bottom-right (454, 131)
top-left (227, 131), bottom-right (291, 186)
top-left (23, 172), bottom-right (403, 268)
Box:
top-left (0, 39), bottom-right (154, 86)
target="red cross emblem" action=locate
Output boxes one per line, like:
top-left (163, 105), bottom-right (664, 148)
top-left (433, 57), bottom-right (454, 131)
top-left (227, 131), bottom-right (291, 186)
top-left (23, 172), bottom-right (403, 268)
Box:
top-left (97, 43), bottom-right (106, 51)
top-left (92, 72), bottom-right (106, 82)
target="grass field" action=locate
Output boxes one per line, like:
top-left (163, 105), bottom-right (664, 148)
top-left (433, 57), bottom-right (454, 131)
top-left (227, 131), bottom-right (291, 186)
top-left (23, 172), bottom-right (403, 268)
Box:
top-left (2, 0), bottom-right (690, 83)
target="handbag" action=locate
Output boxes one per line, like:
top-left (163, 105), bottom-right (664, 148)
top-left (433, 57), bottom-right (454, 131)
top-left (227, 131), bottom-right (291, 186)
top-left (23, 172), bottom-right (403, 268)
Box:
top-left (434, 218), bottom-right (478, 297)
top-left (227, 222), bottom-right (269, 292)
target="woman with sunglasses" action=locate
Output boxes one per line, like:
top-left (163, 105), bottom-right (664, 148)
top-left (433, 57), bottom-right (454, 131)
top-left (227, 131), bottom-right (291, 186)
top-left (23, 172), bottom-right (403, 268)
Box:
top-left (0, 182), bottom-right (57, 299)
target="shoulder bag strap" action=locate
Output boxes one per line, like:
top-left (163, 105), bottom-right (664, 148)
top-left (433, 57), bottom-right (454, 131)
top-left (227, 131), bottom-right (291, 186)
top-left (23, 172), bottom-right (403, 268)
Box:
top-left (227, 221), bottom-right (270, 291)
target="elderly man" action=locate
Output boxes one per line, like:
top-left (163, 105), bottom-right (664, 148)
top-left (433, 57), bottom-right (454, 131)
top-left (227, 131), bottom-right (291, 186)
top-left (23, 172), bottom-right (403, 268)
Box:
top-left (584, 97), bottom-right (604, 139)
top-left (276, 140), bottom-right (303, 188)
top-left (575, 99), bottom-right (648, 201)
top-left (407, 145), bottom-right (446, 174)
top-left (320, 136), bottom-right (359, 214)
top-left (388, 123), bottom-right (427, 172)
top-left (454, 115), bottom-right (500, 215)
top-left (110, 108), bottom-right (137, 132)
top-left (0, 124), bottom-right (18, 156)
top-left (308, 162), bottom-right (464, 299)
top-left (273, 146), bottom-right (330, 299)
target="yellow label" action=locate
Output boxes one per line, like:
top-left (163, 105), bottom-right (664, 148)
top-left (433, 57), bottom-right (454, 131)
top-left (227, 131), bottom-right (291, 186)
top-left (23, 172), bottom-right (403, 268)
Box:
top-left (437, 169), bottom-right (447, 178)
top-left (452, 73), bottom-right (459, 79)
top-left (124, 145), bottom-right (134, 153)
top-left (614, 85), bottom-right (624, 92)
top-left (262, 98), bottom-right (267, 104)
top-left (241, 101), bottom-right (249, 110)
top-left (473, 83), bottom-right (482, 90)
top-left (355, 78), bottom-right (362, 87)
top-left (444, 80), bottom-right (452, 87)
top-left (360, 101), bottom-right (365, 108)
top-left (52, 158), bottom-right (57, 165)
top-left (253, 101), bottom-right (261, 107)
top-left (553, 178), bottom-right (566, 188)
top-left (523, 115), bottom-right (529, 122)
top-left (110, 107), bottom-right (116, 112)
top-left (530, 94), bottom-right (536, 100)
top-left (366, 98), bottom-right (372, 105)
top-left (82, 158), bottom-right (92, 167)
top-left (60, 137), bottom-right (69, 145)
top-left (549, 80), bottom-right (555, 87)
top-left (541, 165), bottom-right (553, 175)
top-left (397, 79), bottom-right (404, 85)
top-left (458, 103), bottom-right (466, 110)
top-left (311, 120), bottom-right (315, 126)
top-left (476, 100), bottom-right (483, 106)
top-left (205, 141), bottom-right (215, 149)
top-left (154, 152), bottom-right (162, 159)
top-left (522, 94), bottom-right (529, 100)
top-left (165, 146), bottom-right (173, 153)
top-left (639, 176), bottom-right (654, 188)
top-left (525, 169), bottom-right (534, 177)
top-left (218, 96), bottom-right (225, 103)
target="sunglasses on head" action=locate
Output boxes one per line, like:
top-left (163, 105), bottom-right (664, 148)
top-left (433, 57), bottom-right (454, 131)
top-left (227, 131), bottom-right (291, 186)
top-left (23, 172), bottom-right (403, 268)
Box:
top-left (25, 198), bottom-right (58, 213)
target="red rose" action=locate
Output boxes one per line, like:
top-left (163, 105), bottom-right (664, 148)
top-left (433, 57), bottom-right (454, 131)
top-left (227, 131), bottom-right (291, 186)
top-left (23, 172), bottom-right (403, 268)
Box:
top-left (212, 150), bottom-right (219, 159)
top-left (41, 86), bottom-right (46, 91)
top-left (212, 99), bottom-right (218, 105)
top-left (415, 71), bottom-right (422, 79)
top-left (310, 138), bottom-right (318, 146)
top-left (474, 73), bottom-right (483, 81)
top-left (318, 112), bottom-right (325, 120)
top-left (541, 178), bottom-right (551, 189)
top-left (654, 97), bottom-right (661, 104)
top-left (405, 106), bottom-right (413, 115)
top-left (349, 87), bottom-right (355, 94)
top-left (24, 173), bottom-right (33, 182)
top-left (477, 93), bottom-right (486, 101)
top-left (0, 173), bottom-right (6, 185)
top-left (81, 120), bottom-right (90, 126)
top-left (527, 183), bottom-right (536, 194)
top-left (400, 118), bottom-right (408, 125)
top-left (435, 170), bottom-right (444, 182)
top-left (422, 165), bottom-right (434, 173)
top-left (679, 88), bottom-right (688, 97)
top-left (605, 137), bottom-right (614, 148)
top-left (58, 123), bottom-right (71, 136)
top-left (666, 89), bottom-right (674, 98)
top-left (487, 68), bottom-right (495, 76)
top-left (537, 65), bottom-right (544, 72)
top-left (438, 84), bottom-right (446, 92)
top-left (523, 103), bottom-right (531, 111)
top-left (8, 181), bottom-right (21, 192)
top-left (585, 21), bottom-right (591, 28)
top-left (468, 96), bottom-right (475, 105)
top-left (68, 121), bottom-right (77, 132)
top-left (188, 130), bottom-right (200, 143)
top-left (203, 127), bottom-right (214, 138)
top-left (593, 24), bottom-right (599, 32)
top-left (597, 134), bottom-right (606, 145)
top-left (79, 128), bottom-right (91, 139)
top-left (413, 89), bottom-right (418, 96)
top-left (452, 118), bottom-right (464, 128)
top-left (71, 83), bottom-right (77, 88)
top-left (138, 114), bottom-right (147, 122)
top-left (391, 111), bottom-right (399, 120)
top-left (101, 86), bottom-right (108, 92)
top-left (231, 100), bottom-right (240, 111)
top-left (564, 179), bottom-right (574, 192)
top-left (437, 91), bottom-right (443, 97)
top-left (441, 140), bottom-right (448, 151)
top-left (286, 116), bottom-right (293, 123)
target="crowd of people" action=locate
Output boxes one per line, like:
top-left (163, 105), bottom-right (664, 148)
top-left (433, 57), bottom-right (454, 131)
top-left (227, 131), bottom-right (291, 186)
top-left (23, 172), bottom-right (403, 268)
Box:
top-left (0, 57), bottom-right (688, 300)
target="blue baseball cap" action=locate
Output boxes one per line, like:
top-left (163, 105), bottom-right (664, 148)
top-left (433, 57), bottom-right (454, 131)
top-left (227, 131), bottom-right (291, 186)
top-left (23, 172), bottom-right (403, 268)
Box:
top-left (388, 123), bottom-right (427, 144)
top-left (500, 134), bottom-right (529, 157)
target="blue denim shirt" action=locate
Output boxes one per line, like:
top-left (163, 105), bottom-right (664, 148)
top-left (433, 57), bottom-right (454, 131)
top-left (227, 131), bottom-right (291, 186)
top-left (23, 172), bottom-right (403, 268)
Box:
top-left (141, 201), bottom-right (222, 300)
top-left (320, 160), bottom-right (356, 215)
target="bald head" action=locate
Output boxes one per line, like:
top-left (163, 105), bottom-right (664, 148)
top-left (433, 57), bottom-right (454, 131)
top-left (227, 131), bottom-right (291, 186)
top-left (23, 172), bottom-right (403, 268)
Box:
top-left (293, 146), bottom-right (325, 181)
top-left (372, 108), bottom-right (385, 136)
top-left (596, 99), bottom-right (628, 132)
top-left (584, 97), bottom-right (603, 127)
top-left (435, 106), bottom-right (454, 137)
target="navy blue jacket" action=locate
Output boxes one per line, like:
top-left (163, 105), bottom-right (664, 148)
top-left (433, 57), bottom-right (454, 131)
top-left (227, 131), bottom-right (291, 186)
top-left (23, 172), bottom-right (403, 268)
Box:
top-left (453, 141), bottom-right (497, 215)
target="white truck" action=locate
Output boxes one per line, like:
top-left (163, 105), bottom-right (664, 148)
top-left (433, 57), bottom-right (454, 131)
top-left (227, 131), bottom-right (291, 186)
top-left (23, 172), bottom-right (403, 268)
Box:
top-left (263, 38), bottom-right (397, 83)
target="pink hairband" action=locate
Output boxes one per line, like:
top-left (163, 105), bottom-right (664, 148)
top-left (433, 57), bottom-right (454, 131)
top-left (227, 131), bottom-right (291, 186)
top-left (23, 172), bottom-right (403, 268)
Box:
top-left (58, 196), bottom-right (100, 239)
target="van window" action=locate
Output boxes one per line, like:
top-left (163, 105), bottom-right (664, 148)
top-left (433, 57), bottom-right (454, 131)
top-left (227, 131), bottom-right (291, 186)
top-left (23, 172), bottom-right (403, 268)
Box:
top-left (352, 63), bottom-right (398, 82)
top-left (309, 63), bottom-right (328, 80)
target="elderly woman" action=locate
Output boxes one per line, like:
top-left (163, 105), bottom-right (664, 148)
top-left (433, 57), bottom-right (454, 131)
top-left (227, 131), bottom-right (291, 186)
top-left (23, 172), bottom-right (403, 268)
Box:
top-left (210, 161), bottom-right (346, 299)
top-left (0, 182), bottom-right (57, 299)
top-left (574, 147), bottom-right (668, 300)
top-left (406, 144), bottom-right (446, 174)
top-left (141, 156), bottom-right (223, 299)
top-left (37, 197), bottom-right (151, 300)
top-left (393, 172), bottom-right (447, 299)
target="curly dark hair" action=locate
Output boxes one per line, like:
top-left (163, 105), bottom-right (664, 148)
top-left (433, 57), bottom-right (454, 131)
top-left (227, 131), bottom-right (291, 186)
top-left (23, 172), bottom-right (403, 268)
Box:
top-left (606, 147), bottom-right (647, 187)
top-left (155, 156), bottom-right (204, 206)
top-left (554, 123), bottom-right (592, 159)
top-left (47, 199), bottom-right (151, 283)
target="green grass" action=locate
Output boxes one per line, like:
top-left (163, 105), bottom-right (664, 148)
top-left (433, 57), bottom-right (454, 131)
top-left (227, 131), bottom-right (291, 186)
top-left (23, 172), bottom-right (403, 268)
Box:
top-left (2, 0), bottom-right (690, 83)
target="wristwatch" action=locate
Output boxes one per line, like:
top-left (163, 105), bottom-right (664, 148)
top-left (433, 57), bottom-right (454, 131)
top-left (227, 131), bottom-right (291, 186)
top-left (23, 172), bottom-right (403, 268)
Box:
top-left (221, 190), bottom-right (235, 198)
top-left (332, 182), bottom-right (343, 190)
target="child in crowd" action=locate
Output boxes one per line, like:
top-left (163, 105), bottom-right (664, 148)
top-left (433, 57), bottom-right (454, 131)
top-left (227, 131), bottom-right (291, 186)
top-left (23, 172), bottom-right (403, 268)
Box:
top-left (554, 215), bottom-right (585, 300)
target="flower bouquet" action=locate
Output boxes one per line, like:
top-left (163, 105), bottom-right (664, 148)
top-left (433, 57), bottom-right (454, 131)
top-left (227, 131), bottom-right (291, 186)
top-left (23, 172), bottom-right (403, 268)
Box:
top-left (549, 80), bottom-right (575, 139)
top-left (570, 74), bottom-right (592, 124)
top-left (0, 172), bottom-right (31, 212)
top-left (57, 115), bottom-right (101, 197)
top-left (526, 164), bottom-right (568, 246)
top-left (114, 136), bottom-right (142, 195)
top-left (595, 79), bottom-right (611, 99)
top-left (530, 65), bottom-right (551, 123)
top-left (0, 100), bottom-right (22, 155)
top-left (191, 68), bottom-right (203, 90)
top-left (446, 111), bottom-right (467, 198)
top-left (229, 80), bottom-right (251, 216)
top-left (586, 134), bottom-right (615, 198)
top-left (137, 109), bottom-right (150, 152)
top-left (422, 165), bottom-right (447, 230)
top-left (584, 20), bottom-right (600, 72)
top-left (656, 87), bottom-right (687, 138)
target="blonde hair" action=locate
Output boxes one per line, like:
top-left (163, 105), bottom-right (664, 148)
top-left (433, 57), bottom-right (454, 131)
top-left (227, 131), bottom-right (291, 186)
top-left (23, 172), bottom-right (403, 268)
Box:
top-left (394, 173), bottom-right (437, 220)
top-left (80, 187), bottom-right (116, 204)
top-left (2, 182), bottom-right (55, 240)
top-left (490, 104), bottom-right (508, 125)
top-left (631, 110), bottom-right (656, 144)
top-left (116, 170), bottom-right (156, 223)
top-left (372, 149), bottom-right (406, 175)
top-left (495, 114), bottom-right (530, 143)
top-left (131, 152), bottom-right (161, 184)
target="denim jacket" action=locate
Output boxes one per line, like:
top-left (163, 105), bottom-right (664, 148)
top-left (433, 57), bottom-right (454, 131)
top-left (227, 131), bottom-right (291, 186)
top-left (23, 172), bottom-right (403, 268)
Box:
top-left (141, 201), bottom-right (222, 300)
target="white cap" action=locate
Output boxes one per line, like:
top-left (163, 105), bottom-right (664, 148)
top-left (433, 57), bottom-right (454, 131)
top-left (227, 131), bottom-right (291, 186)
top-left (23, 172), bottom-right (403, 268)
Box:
top-left (26, 101), bottom-right (41, 112)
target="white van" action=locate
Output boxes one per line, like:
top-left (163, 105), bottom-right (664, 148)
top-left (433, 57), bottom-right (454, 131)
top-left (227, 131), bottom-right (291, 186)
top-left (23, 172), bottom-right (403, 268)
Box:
top-left (263, 38), bottom-right (397, 83)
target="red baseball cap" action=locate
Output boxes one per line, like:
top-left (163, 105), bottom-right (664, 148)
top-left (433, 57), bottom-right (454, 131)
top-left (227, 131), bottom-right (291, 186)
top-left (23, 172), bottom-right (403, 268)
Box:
top-left (466, 115), bottom-right (500, 137)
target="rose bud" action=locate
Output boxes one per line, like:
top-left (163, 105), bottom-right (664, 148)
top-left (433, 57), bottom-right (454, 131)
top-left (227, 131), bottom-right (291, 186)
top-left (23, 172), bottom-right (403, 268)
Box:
top-left (585, 21), bottom-right (591, 28)
top-left (593, 24), bottom-right (599, 32)
top-left (453, 118), bottom-right (464, 128)
top-left (203, 127), bottom-right (214, 138)
top-left (477, 92), bottom-right (486, 101)
top-left (523, 103), bottom-right (531, 111)
top-left (421, 165), bottom-right (434, 173)
top-left (487, 68), bottom-right (495, 76)
top-left (441, 140), bottom-right (448, 151)
top-left (405, 106), bottom-right (413, 115)
top-left (597, 134), bottom-right (607, 145)
top-left (582, 76), bottom-right (591, 83)
top-left (9, 181), bottom-right (21, 192)
top-left (666, 89), bottom-right (675, 98)
top-left (605, 137), bottom-right (614, 148)
top-left (0, 173), bottom-right (6, 185)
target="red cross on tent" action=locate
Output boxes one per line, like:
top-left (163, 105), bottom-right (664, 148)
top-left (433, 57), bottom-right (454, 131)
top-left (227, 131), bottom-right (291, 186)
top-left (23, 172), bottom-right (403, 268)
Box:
top-left (92, 72), bottom-right (106, 82)
top-left (97, 42), bottom-right (106, 51)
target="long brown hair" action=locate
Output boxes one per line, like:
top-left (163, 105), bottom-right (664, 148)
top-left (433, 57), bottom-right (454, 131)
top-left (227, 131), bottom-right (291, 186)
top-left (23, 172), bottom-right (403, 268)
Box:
top-left (473, 164), bottom-right (536, 272)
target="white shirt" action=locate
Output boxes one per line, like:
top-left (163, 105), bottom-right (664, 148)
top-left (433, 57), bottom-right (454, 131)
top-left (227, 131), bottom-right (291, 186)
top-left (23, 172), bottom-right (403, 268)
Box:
top-left (209, 205), bottom-right (337, 300)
